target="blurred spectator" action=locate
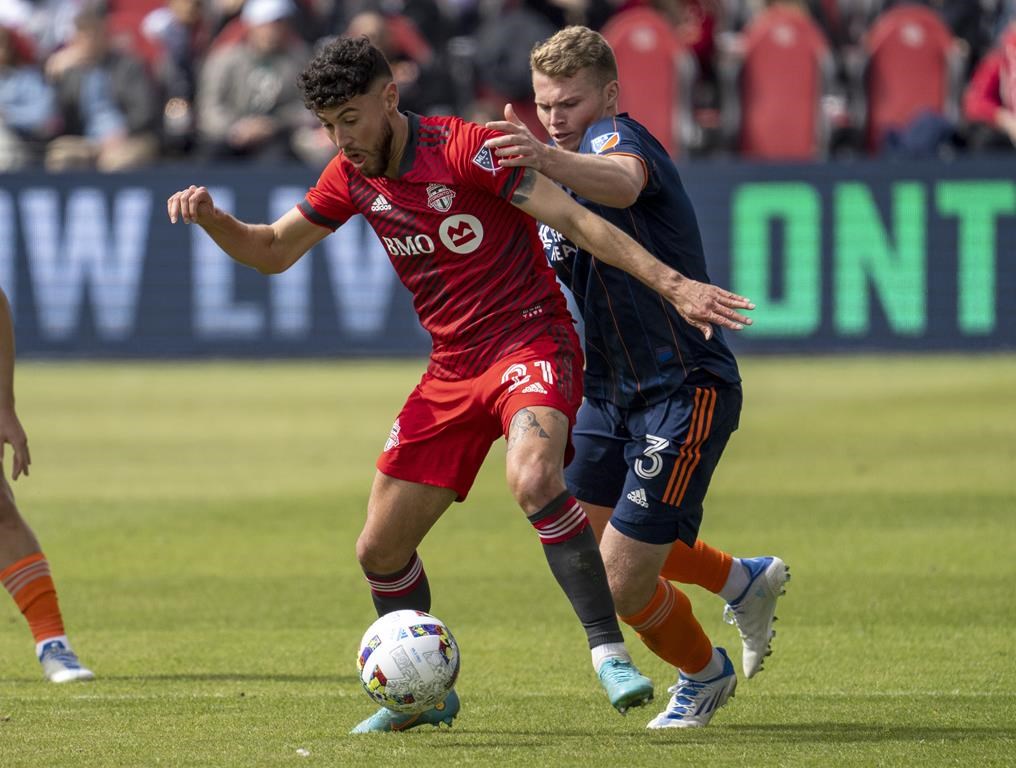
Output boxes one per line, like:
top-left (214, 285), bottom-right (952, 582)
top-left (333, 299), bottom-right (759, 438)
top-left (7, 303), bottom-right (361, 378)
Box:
top-left (881, 1), bottom-right (1001, 73)
top-left (0, 25), bottom-right (57, 170)
top-left (141, 0), bottom-right (211, 154)
top-left (471, 0), bottom-right (556, 108)
top-left (0, 0), bottom-right (87, 60)
top-left (197, 0), bottom-right (316, 163)
top-left (44, 6), bottom-right (160, 171)
top-left (343, 10), bottom-right (457, 114)
top-left (330, 0), bottom-right (454, 51)
top-left (963, 20), bottom-right (1016, 150)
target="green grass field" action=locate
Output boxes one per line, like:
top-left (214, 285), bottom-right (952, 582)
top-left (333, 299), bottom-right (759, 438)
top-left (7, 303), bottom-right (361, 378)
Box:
top-left (1, 356), bottom-right (1014, 767)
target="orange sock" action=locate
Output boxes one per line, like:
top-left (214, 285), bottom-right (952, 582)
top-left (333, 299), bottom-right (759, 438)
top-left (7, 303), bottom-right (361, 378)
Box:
top-left (0, 552), bottom-right (66, 643)
top-left (659, 539), bottom-right (733, 594)
top-left (618, 578), bottom-right (713, 674)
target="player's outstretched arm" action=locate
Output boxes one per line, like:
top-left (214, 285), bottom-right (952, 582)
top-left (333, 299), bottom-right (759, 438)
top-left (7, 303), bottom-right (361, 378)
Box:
top-left (511, 170), bottom-right (754, 340)
top-left (0, 288), bottom-right (30, 480)
top-left (167, 185), bottom-right (329, 274)
top-left (484, 104), bottom-right (643, 208)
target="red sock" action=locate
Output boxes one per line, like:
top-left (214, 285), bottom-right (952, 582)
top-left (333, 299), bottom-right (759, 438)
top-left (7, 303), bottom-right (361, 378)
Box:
top-left (1, 552), bottom-right (66, 643)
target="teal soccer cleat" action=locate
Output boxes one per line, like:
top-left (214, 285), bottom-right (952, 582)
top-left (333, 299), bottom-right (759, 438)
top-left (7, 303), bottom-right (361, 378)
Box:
top-left (597, 657), bottom-right (654, 714)
top-left (350, 689), bottom-right (460, 733)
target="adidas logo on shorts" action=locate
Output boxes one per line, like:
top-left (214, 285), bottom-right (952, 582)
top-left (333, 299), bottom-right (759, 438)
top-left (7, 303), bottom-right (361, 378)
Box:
top-left (521, 382), bottom-right (548, 394)
top-left (626, 488), bottom-right (649, 508)
top-left (371, 194), bottom-right (392, 212)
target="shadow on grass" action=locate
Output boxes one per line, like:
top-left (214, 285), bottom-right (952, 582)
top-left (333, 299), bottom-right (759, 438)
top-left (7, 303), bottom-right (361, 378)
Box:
top-left (710, 722), bottom-right (1016, 743)
top-left (103, 673), bottom-right (357, 684)
top-left (4, 673), bottom-right (357, 685)
top-left (422, 722), bottom-right (1015, 746)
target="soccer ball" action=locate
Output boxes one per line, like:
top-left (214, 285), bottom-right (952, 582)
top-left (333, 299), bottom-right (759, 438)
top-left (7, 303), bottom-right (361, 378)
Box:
top-left (356, 609), bottom-right (460, 713)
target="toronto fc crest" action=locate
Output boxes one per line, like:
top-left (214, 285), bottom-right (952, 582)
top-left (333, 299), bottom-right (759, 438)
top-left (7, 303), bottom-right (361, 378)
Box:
top-left (426, 184), bottom-right (455, 212)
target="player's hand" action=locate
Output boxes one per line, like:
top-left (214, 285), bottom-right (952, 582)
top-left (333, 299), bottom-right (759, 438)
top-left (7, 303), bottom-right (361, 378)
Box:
top-left (167, 185), bottom-right (215, 225)
top-left (664, 274), bottom-right (755, 341)
top-left (0, 406), bottom-right (30, 481)
top-left (484, 103), bottom-right (549, 171)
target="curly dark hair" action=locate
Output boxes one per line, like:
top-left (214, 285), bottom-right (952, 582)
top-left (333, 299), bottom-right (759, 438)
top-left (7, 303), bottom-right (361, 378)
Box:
top-left (297, 37), bottom-right (393, 113)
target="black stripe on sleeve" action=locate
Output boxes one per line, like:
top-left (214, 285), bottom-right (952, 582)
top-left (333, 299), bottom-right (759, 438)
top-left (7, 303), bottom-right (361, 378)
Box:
top-left (298, 200), bottom-right (343, 231)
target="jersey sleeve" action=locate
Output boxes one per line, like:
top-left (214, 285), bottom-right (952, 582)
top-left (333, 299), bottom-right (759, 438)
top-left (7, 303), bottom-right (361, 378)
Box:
top-left (583, 117), bottom-right (661, 198)
top-left (298, 156), bottom-right (357, 231)
top-left (445, 118), bottom-right (527, 202)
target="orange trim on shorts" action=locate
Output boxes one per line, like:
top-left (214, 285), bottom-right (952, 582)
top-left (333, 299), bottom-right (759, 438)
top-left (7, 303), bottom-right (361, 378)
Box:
top-left (662, 387), bottom-right (717, 507)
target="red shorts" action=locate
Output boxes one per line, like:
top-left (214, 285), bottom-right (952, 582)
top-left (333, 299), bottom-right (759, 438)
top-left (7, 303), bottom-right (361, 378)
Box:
top-left (376, 334), bottom-right (584, 501)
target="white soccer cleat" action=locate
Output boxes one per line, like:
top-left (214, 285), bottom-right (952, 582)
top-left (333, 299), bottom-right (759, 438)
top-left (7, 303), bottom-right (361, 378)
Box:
top-left (39, 639), bottom-right (95, 683)
top-left (723, 556), bottom-right (790, 678)
top-left (646, 647), bottom-right (737, 729)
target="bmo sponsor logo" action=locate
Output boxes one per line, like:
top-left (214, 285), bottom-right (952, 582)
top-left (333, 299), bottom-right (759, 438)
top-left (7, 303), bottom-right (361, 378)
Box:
top-left (381, 233), bottom-right (436, 256)
top-left (439, 214), bottom-right (484, 254)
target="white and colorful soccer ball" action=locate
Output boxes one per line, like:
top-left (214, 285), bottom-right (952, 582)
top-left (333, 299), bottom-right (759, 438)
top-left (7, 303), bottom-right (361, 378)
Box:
top-left (356, 609), bottom-right (460, 713)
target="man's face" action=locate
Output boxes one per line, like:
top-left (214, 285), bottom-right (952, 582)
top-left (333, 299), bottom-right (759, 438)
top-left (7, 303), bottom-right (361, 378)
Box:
top-left (532, 68), bottom-right (616, 152)
top-left (316, 80), bottom-right (395, 177)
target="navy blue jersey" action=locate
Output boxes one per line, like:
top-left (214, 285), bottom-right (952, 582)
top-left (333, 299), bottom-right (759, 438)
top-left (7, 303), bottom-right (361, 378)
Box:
top-left (538, 114), bottom-right (740, 408)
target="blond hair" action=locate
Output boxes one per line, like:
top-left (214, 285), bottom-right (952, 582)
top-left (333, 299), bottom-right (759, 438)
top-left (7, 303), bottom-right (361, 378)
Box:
top-left (530, 26), bottom-right (618, 85)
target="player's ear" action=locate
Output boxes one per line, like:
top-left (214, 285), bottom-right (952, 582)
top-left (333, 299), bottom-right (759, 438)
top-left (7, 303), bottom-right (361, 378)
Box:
top-left (604, 79), bottom-right (619, 111)
top-left (382, 80), bottom-right (399, 112)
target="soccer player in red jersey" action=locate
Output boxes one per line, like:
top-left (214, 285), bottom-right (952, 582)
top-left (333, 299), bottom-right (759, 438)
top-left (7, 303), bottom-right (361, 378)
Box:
top-left (167, 36), bottom-right (753, 732)
top-left (0, 287), bottom-right (94, 683)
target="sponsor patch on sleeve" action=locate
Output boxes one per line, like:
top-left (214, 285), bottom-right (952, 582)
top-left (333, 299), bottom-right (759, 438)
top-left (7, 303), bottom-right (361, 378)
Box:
top-left (590, 132), bottom-right (621, 154)
top-left (472, 145), bottom-right (499, 173)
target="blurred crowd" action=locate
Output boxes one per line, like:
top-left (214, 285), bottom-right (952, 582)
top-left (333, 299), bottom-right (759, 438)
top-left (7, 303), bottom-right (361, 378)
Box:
top-left (0, 0), bottom-right (1014, 171)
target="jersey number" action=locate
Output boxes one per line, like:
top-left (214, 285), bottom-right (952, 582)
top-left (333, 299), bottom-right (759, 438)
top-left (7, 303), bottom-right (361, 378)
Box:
top-left (501, 361), bottom-right (554, 392)
top-left (635, 434), bottom-right (670, 480)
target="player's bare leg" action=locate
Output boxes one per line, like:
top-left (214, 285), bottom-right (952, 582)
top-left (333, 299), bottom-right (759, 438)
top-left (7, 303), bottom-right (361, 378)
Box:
top-left (504, 406), bottom-right (652, 714)
top-left (352, 472), bottom-right (459, 733)
top-left (0, 472), bottom-right (93, 683)
top-left (601, 524), bottom-right (736, 728)
top-left (584, 499), bottom-right (788, 678)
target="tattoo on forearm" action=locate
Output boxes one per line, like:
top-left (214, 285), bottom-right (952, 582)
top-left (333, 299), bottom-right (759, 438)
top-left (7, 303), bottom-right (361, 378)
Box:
top-left (511, 168), bottom-right (537, 204)
top-left (507, 407), bottom-right (550, 451)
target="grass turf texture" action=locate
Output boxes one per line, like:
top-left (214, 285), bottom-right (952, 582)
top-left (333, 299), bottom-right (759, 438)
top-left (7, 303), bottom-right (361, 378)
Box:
top-left (1, 356), bottom-right (1013, 767)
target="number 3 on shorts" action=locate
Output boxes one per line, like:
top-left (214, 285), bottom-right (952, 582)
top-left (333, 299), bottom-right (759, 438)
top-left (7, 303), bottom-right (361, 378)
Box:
top-left (635, 434), bottom-right (670, 480)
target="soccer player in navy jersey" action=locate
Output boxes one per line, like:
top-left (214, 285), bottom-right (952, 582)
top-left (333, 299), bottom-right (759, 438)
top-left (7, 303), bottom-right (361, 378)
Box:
top-left (483, 25), bottom-right (790, 728)
top-left (167, 36), bottom-right (754, 732)
top-left (0, 287), bottom-right (94, 684)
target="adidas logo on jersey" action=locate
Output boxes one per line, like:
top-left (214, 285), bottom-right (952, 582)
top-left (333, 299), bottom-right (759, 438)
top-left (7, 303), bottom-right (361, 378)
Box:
top-left (521, 382), bottom-right (548, 395)
top-left (371, 194), bottom-right (392, 212)
top-left (626, 488), bottom-right (649, 508)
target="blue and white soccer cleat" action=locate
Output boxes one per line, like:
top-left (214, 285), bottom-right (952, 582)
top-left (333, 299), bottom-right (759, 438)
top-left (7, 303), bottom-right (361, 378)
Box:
top-left (38, 639), bottom-right (95, 683)
top-left (597, 657), bottom-right (654, 714)
top-left (350, 689), bottom-right (460, 733)
top-left (723, 556), bottom-right (790, 678)
top-left (645, 647), bottom-right (737, 729)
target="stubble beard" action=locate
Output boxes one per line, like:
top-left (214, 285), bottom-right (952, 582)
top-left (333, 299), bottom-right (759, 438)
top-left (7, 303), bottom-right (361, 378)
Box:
top-left (360, 118), bottom-right (394, 178)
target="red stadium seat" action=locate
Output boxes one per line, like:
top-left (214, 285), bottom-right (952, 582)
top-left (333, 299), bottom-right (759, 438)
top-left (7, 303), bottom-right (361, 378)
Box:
top-left (601, 8), bottom-right (696, 158)
top-left (860, 4), bottom-right (963, 152)
top-left (730, 5), bottom-right (832, 160)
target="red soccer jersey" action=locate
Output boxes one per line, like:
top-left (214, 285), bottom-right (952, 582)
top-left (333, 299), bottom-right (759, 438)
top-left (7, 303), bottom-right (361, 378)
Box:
top-left (299, 113), bottom-right (576, 380)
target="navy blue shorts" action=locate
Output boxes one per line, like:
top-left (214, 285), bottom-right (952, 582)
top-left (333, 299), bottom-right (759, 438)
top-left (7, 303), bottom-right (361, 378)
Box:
top-left (565, 382), bottom-right (742, 546)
